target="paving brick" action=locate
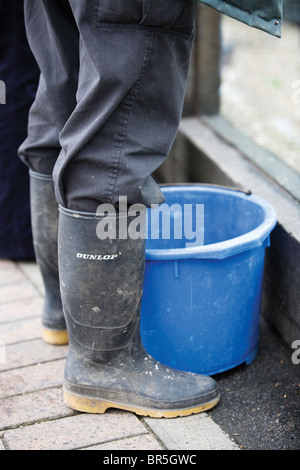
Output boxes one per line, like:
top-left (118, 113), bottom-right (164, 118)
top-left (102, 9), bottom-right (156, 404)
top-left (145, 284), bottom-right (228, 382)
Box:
top-left (0, 317), bottom-right (42, 345)
top-left (3, 412), bottom-right (149, 450)
top-left (0, 438), bottom-right (5, 451)
top-left (0, 265), bottom-right (27, 286)
top-left (84, 434), bottom-right (164, 450)
top-left (0, 297), bottom-right (43, 324)
top-left (0, 280), bottom-right (39, 305)
top-left (0, 260), bottom-right (16, 271)
top-left (0, 388), bottom-right (73, 431)
top-left (17, 262), bottom-right (44, 296)
top-left (0, 359), bottom-right (65, 398)
top-left (145, 414), bottom-right (239, 450)
top-left (0, 339), bottom-right (68, 372)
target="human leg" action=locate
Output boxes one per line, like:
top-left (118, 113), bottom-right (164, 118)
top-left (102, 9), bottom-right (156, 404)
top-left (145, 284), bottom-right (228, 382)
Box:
top-left (55, 0), bottom-right (220, 416)
top-left (19, 0), bottom-right (80, 343)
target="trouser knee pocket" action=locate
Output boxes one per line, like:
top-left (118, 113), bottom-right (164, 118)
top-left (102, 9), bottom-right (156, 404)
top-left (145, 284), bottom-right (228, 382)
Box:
top-left (93, 0), bottom-right (197, 35)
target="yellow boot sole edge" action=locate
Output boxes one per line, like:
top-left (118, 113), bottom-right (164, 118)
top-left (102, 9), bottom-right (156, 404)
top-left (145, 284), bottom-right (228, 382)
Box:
top-left (64, 390), bottom-right (220, 418)
top-left (42, 328), bottom-right (69, 346)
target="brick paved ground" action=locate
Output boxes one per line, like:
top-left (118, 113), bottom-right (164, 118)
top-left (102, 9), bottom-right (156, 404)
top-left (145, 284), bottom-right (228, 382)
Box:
top-left (0, 259), bottom-right (164, 451)
top-left (0, 259), bottom-right (238, 451)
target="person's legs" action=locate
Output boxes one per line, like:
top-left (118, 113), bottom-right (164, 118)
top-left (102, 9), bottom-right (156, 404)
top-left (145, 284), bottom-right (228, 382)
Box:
top-left (51, 0), bottom-right (219, 416)
top-left (20, 0), bottom-right (220, 414)
top-left (19, 0), bottom-right (80, 343)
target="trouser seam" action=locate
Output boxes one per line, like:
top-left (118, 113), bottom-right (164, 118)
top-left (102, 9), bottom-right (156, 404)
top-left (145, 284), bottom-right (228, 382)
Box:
top-left (93, 23), bottom-right (193, 41)
top-left (104, 31), bottom-right (154, 204)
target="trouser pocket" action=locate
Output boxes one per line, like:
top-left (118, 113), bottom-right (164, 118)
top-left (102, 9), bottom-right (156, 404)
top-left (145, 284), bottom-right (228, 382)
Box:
top-left (94, 0), bottom-right (196, 34)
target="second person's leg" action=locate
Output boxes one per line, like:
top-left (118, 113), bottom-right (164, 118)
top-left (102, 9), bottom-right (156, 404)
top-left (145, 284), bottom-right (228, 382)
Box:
top-left (19, 0), bottom-right (80, 344)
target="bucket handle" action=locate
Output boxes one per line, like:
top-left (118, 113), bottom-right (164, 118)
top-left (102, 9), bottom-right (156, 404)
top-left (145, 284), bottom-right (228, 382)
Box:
top-left (159, 182), bottom-right (252, 196)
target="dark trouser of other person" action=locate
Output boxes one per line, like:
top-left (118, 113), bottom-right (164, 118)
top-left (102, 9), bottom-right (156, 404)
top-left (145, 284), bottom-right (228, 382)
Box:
top-left (0, 1), bottom-right (39, 260)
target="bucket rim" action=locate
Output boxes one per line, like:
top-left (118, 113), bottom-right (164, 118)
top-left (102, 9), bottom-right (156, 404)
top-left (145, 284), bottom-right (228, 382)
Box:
top-left (145, 185), bottom-right (277, 260)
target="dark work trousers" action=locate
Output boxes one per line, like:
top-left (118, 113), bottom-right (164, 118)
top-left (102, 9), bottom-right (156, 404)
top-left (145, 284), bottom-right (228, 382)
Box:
top-left (19, 0), bottom-right (197, 213)
top-left (0, 1), bottom-right (39, 259)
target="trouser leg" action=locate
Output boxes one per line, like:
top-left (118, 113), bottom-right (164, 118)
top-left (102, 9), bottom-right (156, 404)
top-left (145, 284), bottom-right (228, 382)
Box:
top-left (19, 0), bottom-right (79, 175)
top-left (57, 0), bottom-right (197, 211)
top-left (21, 0), bottom-right (198, 212)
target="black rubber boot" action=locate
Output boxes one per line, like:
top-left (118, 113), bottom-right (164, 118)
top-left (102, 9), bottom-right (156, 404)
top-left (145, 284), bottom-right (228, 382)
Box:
top-left (30, 170), bottom-right (68, 345)
top-left (59, 206), bottom-right (219, 417)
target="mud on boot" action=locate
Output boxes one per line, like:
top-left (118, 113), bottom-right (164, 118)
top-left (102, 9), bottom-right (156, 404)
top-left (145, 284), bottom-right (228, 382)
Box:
top-left (58, 206), bottom-right (219, 418)
top-left (30, 171), bottom-right (68, 345)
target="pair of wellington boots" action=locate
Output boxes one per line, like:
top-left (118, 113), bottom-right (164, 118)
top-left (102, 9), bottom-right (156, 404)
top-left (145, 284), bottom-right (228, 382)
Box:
top-left (30, 170), bottom-right (220, 418)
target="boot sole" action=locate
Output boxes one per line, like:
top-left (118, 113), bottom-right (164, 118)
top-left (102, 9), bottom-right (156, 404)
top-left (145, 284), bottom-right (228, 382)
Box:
top-left (42, 328), bottom-right (69, 346)
top-left (64, 390), bottom-right (220, 418)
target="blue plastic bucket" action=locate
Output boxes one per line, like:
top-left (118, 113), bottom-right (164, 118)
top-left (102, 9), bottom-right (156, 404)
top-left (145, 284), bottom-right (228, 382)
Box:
top-left (140, 185), bottom-right (277, 375)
